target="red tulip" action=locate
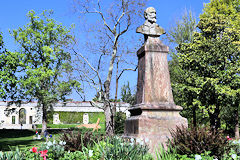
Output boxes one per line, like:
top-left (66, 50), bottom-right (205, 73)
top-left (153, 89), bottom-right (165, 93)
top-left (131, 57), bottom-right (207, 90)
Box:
top-left (39, 150), bottom-right (48, 160)
top-left (30, 147), bottom-right (38, 153)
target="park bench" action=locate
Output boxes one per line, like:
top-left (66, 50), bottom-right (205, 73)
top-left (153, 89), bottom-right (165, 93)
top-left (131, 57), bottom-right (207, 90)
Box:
top-left (76, 118), bottom-right (101, 132)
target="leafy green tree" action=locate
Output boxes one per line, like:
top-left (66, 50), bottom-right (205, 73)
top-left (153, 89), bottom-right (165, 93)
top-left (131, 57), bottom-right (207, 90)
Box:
top-left (0, 33), bottom-right (21, 101)
top-left (166, 10), bottom-right (197, 126)
top-left (11, 10), bottom-right (79, 134)
top-left (176, 0), bottom-right (240, 133)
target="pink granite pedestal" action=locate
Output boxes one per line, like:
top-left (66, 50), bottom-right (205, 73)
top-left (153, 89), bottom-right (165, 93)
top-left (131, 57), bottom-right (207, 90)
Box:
top-left (124, 37), bottom-right (187, 154)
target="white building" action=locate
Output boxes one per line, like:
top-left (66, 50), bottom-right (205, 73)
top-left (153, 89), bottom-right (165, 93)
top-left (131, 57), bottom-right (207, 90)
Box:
top-left (0, 101), bottom-right (130, 129)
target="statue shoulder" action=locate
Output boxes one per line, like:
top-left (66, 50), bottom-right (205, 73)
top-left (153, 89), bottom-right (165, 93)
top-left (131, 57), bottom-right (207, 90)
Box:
top-left (136, 25), bottom-right (144, 33)
top-left (155, 24), bottom-right (166, 35)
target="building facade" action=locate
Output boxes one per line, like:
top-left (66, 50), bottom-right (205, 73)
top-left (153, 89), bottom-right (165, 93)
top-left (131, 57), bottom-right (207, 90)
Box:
top-left (0, 101), bottom-right (130, 129)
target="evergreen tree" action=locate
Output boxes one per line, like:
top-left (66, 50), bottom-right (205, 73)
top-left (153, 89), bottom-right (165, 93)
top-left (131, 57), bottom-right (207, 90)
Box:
top-left (121, 81), bottom-right (136, 105)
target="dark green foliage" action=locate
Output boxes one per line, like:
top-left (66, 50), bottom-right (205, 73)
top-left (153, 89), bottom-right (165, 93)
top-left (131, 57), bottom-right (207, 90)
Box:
top-left (60, 130), bottom-right (104, 152)
top-left (169, 126), bottom-right (230, 158)
top-left (114, 111), bottom-right (126, 134)
top-left (0, 129), bottom-right (35, 138)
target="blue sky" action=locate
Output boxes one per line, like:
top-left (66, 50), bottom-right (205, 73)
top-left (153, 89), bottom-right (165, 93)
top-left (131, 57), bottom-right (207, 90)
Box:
top-left (0, 0), bottom-right (210, 101)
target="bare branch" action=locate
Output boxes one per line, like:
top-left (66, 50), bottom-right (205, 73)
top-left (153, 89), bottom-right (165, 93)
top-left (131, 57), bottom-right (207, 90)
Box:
top-left (119, 15), bottom-right (131, 36)
top-left (90, 101), bottom-right (104, 109)
top-left (97, 11), bottom-right (114, 34)
top-left (113, 12), bottom-right (125, 33)
top-left (72, 49), bottom-right (97, 73)
top-left (97, 0), bottom-right (101, 11)
top-left (117, 66), bottom-right (138, 80)
top-left (72, 48), bottom-right (103, 89)
top-left (97, 53), bottom-right (104, 71)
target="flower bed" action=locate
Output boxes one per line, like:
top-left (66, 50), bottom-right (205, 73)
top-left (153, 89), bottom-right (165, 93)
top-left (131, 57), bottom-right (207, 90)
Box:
top-left (1, 128), bottom-right (240, 160)
top-left (0, 133), bottom-right (152, 160)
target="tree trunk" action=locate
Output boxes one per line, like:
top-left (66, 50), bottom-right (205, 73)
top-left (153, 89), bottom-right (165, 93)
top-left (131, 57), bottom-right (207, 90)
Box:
top-left (104, 102), bottom-right (114, 135)
top-left (104, 45), bottom-right (117, 135)
top-left (209, 105), bottom-right (220, 131)
top-left (41, 103), bottom-right (47, 136)
top-left (104, 80), bottom-right (114, 135)
top-left (113, 57), bottom-right (120, 133)
top-left (193, 105), bottom-right (197, 127)
top-left (235, 108), bottom-right (239, 139)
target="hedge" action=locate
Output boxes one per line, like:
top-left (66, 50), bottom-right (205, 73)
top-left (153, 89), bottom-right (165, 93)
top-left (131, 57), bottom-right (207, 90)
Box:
top-left (47, 111), bottom-right (105, 124)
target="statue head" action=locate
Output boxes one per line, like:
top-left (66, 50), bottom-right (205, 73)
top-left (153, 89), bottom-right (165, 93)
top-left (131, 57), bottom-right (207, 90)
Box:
top-left (144, 7), bottom-right (157, 23)
top-left (136, 7), bottom-right (165, 40)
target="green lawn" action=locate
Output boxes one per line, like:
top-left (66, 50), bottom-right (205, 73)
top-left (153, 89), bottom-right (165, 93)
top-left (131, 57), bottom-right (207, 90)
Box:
top-left (0, 129), bottom-right (62, 151)
top-left (0, 126), bottom-right (106, 152)
top-left (36, 123), bottom-right (106, 130)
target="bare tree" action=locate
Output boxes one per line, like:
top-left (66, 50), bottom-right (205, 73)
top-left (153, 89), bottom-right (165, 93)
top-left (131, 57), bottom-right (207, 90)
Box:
top-left (71, 0), bottom-right (146, 135)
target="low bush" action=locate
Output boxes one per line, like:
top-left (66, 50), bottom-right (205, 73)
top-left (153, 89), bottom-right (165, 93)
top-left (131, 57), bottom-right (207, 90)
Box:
top-left (156, 144), bottom-right (178, 160)
top-left (114, 111), bottom-right (126, 134)
top-left (155, 145), bottom-right (220, 160)
top-left (0, 147), bottom-right (24, 160)
top-left (95, 136), bottom-right (153, 160)
top-left (59, 151), bottom-right (84, 160)
top-left (60, 130), bottom-right (104, 152)
top-left (169, 126), bottom-right (230, 158)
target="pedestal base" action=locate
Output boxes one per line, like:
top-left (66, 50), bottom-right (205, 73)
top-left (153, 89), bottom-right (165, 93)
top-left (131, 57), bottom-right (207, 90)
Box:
top-left (124, 105), bottom-right (187, 154)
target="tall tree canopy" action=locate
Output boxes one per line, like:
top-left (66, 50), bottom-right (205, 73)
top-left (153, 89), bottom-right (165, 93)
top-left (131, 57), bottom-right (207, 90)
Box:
top-left (0, 33), bottom-right (21, 101)
top-left (9, 10), bottom-right (78, 133)
top-left (176, 0), bottom-right (240, 133)
top-left (166, 10), bottom-right (197, 126)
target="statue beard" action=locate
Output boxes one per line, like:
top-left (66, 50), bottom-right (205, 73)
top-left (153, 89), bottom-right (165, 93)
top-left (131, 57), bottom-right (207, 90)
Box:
top-left (148, 18), bottom-right (156, 24)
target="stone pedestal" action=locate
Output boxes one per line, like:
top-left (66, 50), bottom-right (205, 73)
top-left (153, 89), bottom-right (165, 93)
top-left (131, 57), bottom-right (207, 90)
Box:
top-left (124, 37), bottom-right (187, 153)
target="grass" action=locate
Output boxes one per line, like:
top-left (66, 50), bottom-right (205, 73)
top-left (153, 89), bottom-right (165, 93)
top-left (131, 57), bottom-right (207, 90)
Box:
top-left (36, 123), bottom-right (106, 130)
top-left (0, 129), bottom-right (62, 151)
top-left (0, 126), bottom-right (106, 152)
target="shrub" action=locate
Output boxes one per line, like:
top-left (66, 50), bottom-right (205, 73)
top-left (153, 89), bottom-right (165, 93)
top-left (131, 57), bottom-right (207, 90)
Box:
top-left (169, 126), bottom-right (230, 158)
top-left (60, 130), bottom-right (103, 152)
top-left (59, 151), bottom-right (85, 160)
top-left (47, 111), bottom-right (106, 126)
top-left (40, 140), bottom-right (65, 159)
top-left (156, 144), bottom-right (178, 160)
top-left (95, 136), bottom-right (152, 160)
top-left (0, 147), bottom-right (24, 160)
top-left (114, 111), bottom-right (126, 134)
